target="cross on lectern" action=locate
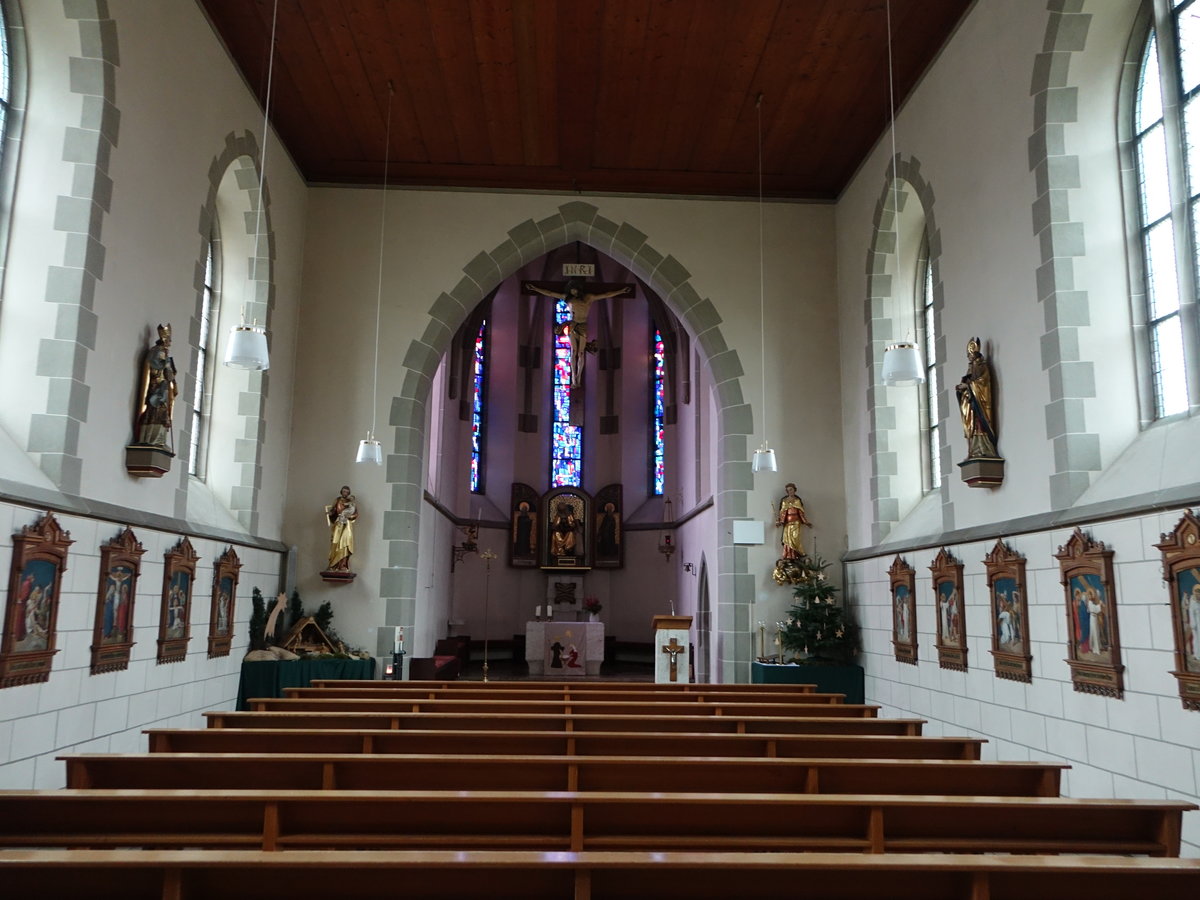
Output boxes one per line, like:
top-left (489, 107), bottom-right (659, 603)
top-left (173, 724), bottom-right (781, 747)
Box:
top-left (661, 637), bottom-right (685, 683)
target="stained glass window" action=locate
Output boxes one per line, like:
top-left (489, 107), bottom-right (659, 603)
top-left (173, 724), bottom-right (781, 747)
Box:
top-left (652, 328), bottom-right (665, 495)
top-left (470, 320), bottom-right (487, 493)
top-left (189, 232), bottom-right (216, 478)
top-left (550, 298), bottom-right (582, 486)
top-left (1132, 10), bottom-right (1195, 418)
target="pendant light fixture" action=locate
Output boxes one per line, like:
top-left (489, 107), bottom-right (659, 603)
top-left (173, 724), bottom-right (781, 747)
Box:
top-left (224, 0), bottom-right (277, 372)
top-left (751, 93), bottom-right (777, 474)
top-left (356, 82), bottom-right (395, 466)
top-left (657, 496), bottom-right (676, 561)
top-left (879, 0), bottom-right (926, 388)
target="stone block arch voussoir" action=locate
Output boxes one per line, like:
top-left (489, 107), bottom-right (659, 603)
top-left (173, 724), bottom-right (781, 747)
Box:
top-left (383, 200), bottom-right (756, 682)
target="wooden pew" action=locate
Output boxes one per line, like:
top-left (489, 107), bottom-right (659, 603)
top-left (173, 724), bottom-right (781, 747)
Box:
top-left (0, 790), bottom-right (1190, 856)
top-left (0, 854), bottom-right (1195, 900)
top-left (1, 849), bottom-right (1198, 899)
top-left (145, 727), bottom-right (985, 760)
top-left (203, 710), bottom-right (925, 735)
top-left (285, 686), bottom-right (838, 704)
top-left (61, 753), bottom-right (1066, 796)
top-left (245, 697), bottom-right (876, 717)
top-left (312, 680), bottom-right (822, 693)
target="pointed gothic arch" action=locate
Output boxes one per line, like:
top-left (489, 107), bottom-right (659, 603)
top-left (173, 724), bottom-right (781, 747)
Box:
top-left (378, 200), bottom-right (757, 682)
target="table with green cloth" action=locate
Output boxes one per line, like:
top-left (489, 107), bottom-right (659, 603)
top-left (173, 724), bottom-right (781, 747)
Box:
top-left (237, 657), bottom-right (376, 710)
top-left (750, 661), bottom-right (865, 704)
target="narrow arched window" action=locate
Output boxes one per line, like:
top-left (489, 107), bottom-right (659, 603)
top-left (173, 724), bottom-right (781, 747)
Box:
top-left (1131, 6), bottom-right (1196, 418)
top-left (189, 230), bottom-right (218, 477)
top-left (918, 240), bottom-right (941, 490)
top-left (470, 319), bottom-right (487, 493)
top-left (0, 3), bottom-right (11, 140)
top-left (0, 0), bottom-right (26, 294)
top-left (550, 297), bottom-right (582, 486)
top-left (651, 327), bottom-right (666, 495)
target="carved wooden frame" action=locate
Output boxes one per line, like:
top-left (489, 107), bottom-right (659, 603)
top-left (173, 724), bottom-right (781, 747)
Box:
top-left (157, 536), bottom-right (199, 664)
top-left (0, 512), bottom-right (73, 688)
top-left (984, 539), bottom-right (1032, 683)
top-left (889, 555), bottom-right (917, 665)
top-left (508, 482), bottom-right (540, 568)
top-left (207, 546), bottom-right (242, 658)
top-left (592, 483), bottom-right (624, 568)
top-left (930, 548), bottom-right (967, 672)
top-left (541, 486), bottom-right (592, 570)
top-left (1055, 528), bottom-right (1123, 699)
top-left (90, 526), bottom-right (145, 675)
top-left (1154, 509), bottom-right (1200, 710)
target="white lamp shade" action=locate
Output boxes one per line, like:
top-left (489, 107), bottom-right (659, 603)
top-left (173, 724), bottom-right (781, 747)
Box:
top-left (881, 342), bottom-right (925, 386)
top-left (356, 439), bottom-right (383, 465)
top-left (224, 324), bottom-right (270, 370)
top-left (752, 447), bottom-right (777, 473)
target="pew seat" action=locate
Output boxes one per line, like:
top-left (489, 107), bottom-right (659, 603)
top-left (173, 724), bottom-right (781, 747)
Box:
top-left (247, 696), bottom-right (870, 716)
top-left (144, 727), bottom-right (985, 760)
top-left (203, 710), bottom-right (926, 734)
top-left (0, 789), bottom-right (1190, 856)
top-left (283, 686), bottom-right (837, 703)
top-left (311, 679), bottom-right (824, 693)
top-left (60, 753), bottom-right (1066, 796)
top-left (0, 849), bottom-right (1197, 899)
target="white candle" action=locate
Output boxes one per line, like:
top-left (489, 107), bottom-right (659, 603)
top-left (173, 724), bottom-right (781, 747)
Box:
top-left (394, 626), bottom-right (402, 653)
top-left (535, 605), bottom-right (541, 618)
top-left (547, 605), bottom-right (553, 619)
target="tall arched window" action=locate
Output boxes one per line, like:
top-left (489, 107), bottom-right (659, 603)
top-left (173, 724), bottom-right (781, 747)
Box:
top-left (470, 319), bottom-right (488, 493)
top-left (550, 297), bottom-right (582, 487)
top-left (189, 230), bottom-right (218, 477)
top-left (0, 0), bottom-right (26, 294)
top-left (1130, 3), bottom-right (1198, 418)
top-left (651, 327), bottom-right (666, 495)
top-left (918, 239), bottom-right (941, 491)
top-left (0, 3), bottom-right (11, 141)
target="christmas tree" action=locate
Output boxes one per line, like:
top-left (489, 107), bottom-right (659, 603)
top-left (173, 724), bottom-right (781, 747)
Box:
top-left (778, 555), bottom-right (859, 664)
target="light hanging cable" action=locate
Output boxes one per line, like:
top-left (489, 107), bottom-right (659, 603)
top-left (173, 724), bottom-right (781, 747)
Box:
top-left (751, 93), bottom-right (776, 473)
top-left (224, 0), bottom-right (277, 371)
top-left (880, 0), bottom-right (925, 387)
top-left (356, 82), bottom-right (395, 466)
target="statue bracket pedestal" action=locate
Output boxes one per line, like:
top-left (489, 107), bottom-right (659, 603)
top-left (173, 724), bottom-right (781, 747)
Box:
top-left (319, 569), bottom-right (356, 585)
top-left (125, 444), bottom-right (174, 478)
top-left (958, 456), bottom-right (1004, 488)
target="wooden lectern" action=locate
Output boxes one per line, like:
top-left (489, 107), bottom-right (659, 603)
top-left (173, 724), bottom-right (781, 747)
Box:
top-left (651, 615), bottom-right (692, 684)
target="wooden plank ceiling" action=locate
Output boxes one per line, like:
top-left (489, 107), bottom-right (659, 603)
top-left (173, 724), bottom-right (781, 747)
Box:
top-left (197, 0), bottom-right (970, 200)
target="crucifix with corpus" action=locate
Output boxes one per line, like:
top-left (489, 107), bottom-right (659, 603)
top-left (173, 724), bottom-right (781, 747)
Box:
top-left (661, 636), bottom-right (686, 683)
top-left (524, 279), bottom-right (636, 382)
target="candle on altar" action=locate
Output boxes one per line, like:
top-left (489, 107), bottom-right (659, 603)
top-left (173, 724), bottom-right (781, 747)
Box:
top-left (393, 626), bottom-right (403, 654)
top-left (547, 605), bottom-right (553, 619)
top-left (535, 605), bottom-right (541, 619)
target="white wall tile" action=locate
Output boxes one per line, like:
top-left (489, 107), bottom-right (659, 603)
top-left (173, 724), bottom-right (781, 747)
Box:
top-left (1061, 763), bottom-right (1115, 798)
top-left (54, 704), bottom-right (98, 748)
top-left (1134, 736), bottom-right (1198, 795)
top-left (1084, 725), bottom-right (1137, 778)
top-left (0, 757), bottom-right (36, 790)
top-left (32, 751), bottom-right (65, 789)
top-left (10, 710), bottom-right (58, 761)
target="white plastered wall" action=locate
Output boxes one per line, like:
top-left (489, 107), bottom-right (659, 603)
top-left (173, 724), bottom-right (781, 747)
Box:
top-left (836, 0), bottom-right (1200, 855)
top-left (0, 1), bottom-right (304, 786)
